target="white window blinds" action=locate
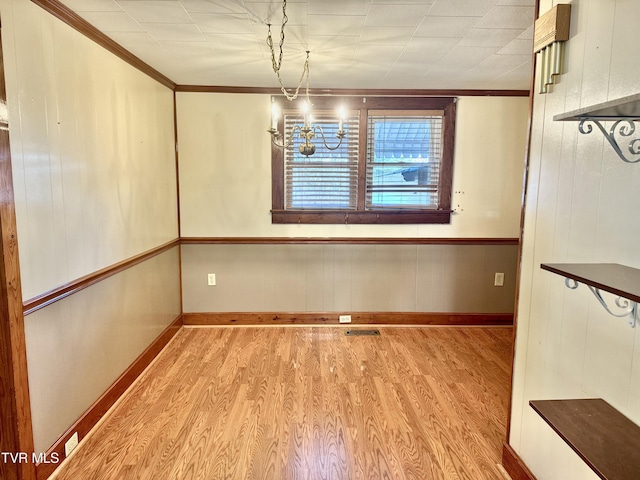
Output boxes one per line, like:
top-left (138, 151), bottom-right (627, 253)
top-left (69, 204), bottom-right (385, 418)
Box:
top-left (284, 110), bottom-right (360, 210)
top-left (366, 112), bottom-right (443, 210)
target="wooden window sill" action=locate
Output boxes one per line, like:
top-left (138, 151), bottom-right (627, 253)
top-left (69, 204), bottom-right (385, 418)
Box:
top-left (271, 209), bottom-right (452, 224)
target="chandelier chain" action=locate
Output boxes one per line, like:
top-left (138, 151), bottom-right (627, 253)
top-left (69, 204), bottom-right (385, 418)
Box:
top-left (266, 0), bottom-right (310, 101)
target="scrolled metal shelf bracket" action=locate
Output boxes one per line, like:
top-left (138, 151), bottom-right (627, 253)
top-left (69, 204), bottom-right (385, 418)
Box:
top-left (564, 277), bottom-right (638, 327)
top-left (578, 118), bottom-right (640, 163)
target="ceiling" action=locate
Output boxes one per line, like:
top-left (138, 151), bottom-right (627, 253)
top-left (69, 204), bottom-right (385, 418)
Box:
top-left (58, 0), bottom-right (536, 90)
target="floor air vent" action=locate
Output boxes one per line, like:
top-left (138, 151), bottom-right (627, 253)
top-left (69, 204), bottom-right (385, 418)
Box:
top-left (345, 329), bottom-right (380, 336)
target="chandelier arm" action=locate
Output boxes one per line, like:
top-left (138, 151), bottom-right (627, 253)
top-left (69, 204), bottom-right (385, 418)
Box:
top-left (313, 126), bottom-right (346, 151)
top-left (270, 125), bottom-right (300, 149)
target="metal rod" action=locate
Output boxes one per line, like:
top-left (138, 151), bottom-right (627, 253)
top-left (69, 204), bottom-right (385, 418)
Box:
top-left (545, 44), bottom-right (554, 86)
top-left (539, 48), bottom-right (548, 94)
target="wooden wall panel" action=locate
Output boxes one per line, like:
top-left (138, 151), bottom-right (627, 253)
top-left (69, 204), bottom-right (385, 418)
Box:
top-left (24, 247), bottom-right (181, 454)
top-left (0, 0), bottom-right (183, 472)
top-left (2, 0), bottom-right (178, 301)
top-left (180, 243), bottom-right (519, 315)
top-left (509, 1), bottom-right (640, 479)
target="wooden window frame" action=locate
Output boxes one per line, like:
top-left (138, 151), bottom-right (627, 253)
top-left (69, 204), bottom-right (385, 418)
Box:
top-left (271, 96), bottom-right (456, 224)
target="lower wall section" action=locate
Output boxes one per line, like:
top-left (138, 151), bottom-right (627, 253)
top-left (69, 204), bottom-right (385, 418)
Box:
top-left (181, 243), bottom-right (519, 314)
top-left (24, 247), bottom-right (182, 457)
top-left (183, 312), bottom-right (513, 326)
top-left (36, 315), bottom-right (182, 480)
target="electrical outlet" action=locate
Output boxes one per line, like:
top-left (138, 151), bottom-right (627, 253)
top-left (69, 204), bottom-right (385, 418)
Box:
top-left (65, 432), bottom-right (79, 457)
top-left (207, 273), bottom-right (216, 286)
top-left (494, 272), bottom-right (505, 287)
top-left (339, 315), bottom-right (352, 323)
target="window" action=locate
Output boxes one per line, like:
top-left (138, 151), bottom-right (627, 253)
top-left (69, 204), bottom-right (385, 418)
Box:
top-left (271, 96), bottom-right (456, 224)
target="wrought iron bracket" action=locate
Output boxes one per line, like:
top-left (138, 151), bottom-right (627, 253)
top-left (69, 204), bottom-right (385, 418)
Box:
top-left (564, 277), bottom-right (638, 327)
top-left (578, 118), bottom-right (640, 163)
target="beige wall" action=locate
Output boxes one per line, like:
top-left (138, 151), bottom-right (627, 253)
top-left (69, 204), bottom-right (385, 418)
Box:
top-left (1, 0), bottom-right (181, 454)
top-left (182, 243), bottom-right (518, 314)
top-left (25, 248), bottom-right (181, 453)
top-left (177, 92), bottom-right (529, 238)
top-left (3, 0), bottom-right (178, 301)
top-left (177, 92), bottom-right (528, 314)
top-left (509, 1), bottom-right (640, 479)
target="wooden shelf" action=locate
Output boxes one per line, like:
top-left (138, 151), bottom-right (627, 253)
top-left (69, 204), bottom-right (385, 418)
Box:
top-left (554, 93), bottom-right (640, 121)
top-left (530, 399), bottom-right (640, 480)
top-left (541, 263), bottom-right (640, 304)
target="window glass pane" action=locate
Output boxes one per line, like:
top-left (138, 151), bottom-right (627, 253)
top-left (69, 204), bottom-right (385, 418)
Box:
top-left (366, 115), bottom-right (442, 209)
top-left (285, 111), bottom-right (359, 209)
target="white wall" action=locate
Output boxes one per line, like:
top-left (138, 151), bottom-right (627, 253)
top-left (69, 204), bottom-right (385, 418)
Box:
top-left (177, 92), bottom-right (529, 238)
top-left (509, 1), bottom-right (640, 479)
top-left (3, 0), bottom-right (178, 301)
top-left (1, 0), bottom-right (181, 454)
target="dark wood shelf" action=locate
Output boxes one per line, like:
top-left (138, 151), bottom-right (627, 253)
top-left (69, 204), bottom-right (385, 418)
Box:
top-left (554, 93), bottom-right (640, 121)
top-left (530, 399), bottom-right (640, 480)
top-left (540, 263), bottom-right (640, 304)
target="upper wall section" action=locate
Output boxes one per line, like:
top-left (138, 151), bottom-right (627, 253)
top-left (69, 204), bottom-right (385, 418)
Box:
top-left (1, 0), bottom-right (179, 300)
top-left (176, 92), bottom-right (529, 238)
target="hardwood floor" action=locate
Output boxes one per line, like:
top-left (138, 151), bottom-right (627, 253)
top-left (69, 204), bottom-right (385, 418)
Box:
top-left (51, 326), bottom-right (513, 480)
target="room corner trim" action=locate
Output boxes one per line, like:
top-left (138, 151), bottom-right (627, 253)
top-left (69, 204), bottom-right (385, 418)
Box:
top-left (502, 443), bottom-right (537, 480)
top-left (36, 314), bottom-right (183, 480)
top-left (182, 312), bottom-right (514, 326)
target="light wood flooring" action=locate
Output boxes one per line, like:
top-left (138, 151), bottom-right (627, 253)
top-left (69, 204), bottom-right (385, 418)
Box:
top-left (51, 326), bottom-right (513, 480)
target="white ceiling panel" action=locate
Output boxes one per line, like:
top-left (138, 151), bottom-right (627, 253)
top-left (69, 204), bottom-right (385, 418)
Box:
top-left (143, 23), bottom-right (206, 42)
top-left (415, 16), bottom-right (480, 38)
top-left (61, 0), bottom-right (123, 11)
top-left (247, 2), bottom-right (307, 24)
top-left (518, 25), bottom-right (534, 40)
top-left (459, 28), bottom-right (520, 48)
top-left (117, 1), bottom-right (192, 23)
top-left (498, 38), bottom-right (534, 55)
top-left (498, 0), bottom-right (536, 5)
top-left (474, 5), bottom-right (536, 29)
top-left (161, 41), bottom-right (216, 59)
top-left (80, 11), bottom-right (143, 33)
top-left (308, 0), bottom-right (370, 16)
top-left (440, 46), bottom-right (500, 67)
top-left (476, 53), bottom-right (530, 70)
top-left (307, 14), bottom-right (367, 36)
top-left (181, 0), bottom-right (247, 14)
top-left (57, 0), bottom-right (536, 90)
top-left (428, 0), bottom-right (498, 17)
top-left (363, 4), bottom-right (431, 27)
top-left (190, 13), bottom-right (256, 34)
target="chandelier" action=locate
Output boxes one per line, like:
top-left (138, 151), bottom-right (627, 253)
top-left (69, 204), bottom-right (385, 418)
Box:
top-left (265, 0), bottom-right (346, 157)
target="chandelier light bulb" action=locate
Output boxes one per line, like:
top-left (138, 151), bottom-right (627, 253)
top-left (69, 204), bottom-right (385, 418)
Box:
top-left (270, 100), bottom-right (279, 131)
top-left (338, 106), bottom-right (345, 132)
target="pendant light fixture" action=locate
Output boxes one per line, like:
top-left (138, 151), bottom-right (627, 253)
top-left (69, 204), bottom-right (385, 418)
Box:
top-left (265, 0), bottom-right (345, 156)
